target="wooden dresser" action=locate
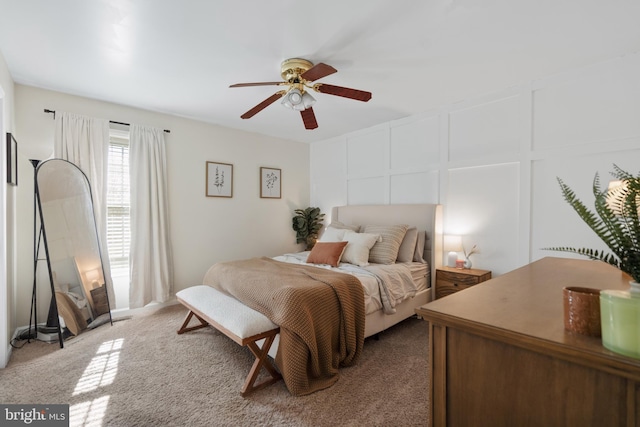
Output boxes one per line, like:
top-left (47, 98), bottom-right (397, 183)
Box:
top-left (416, 257), bottom-right (640, 427)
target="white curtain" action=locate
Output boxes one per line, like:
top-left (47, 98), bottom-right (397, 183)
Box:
top-left (54, 112), bottom-right (115, 305)
top-left (129, 124), bottom-right (173, 308)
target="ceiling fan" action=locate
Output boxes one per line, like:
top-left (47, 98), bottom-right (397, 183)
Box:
top-left (229, 58), bottom-right (372, 130)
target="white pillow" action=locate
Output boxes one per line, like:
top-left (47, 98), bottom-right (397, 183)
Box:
top-left (319, 226), bottom-right (346, 242)
top-left (341, 230), bottom-right (381, 267)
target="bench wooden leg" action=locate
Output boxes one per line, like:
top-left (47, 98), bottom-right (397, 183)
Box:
top-left (176, 302), bottom-right (281, 396)
top-left (177, 310), bottom-right (209, 334)
top-left (241, 334), bottom-right (282, 397)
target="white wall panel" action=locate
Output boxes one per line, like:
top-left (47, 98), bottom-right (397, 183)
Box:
top-left (390, 115), bottom-right (439, 170)
top-left (390, 171), bottom-right (439, 204)
top-left (533, 56), bottom-right (640, 150)
top-left (530, 149), bottom-right (640, 263)
top-left (310, 137), bottom-right (347, 222)
top-left (347, 129), bottom-right (387, 177)
top-left (447, 163), bottom-right (520, 276)
top-left (310, 52), bottom-right (640, 281)
top-left (449, 95), bottom-right (521, 162)
top-left (348, 177), bottom-right (386, 205)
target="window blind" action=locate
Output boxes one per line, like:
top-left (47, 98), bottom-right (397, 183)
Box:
top-left (107, 132), bottom-right (130, 273)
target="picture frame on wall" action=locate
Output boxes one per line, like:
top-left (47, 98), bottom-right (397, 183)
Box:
top-left (206, 161), bottom-right (233, 198)
top-left (6, 132), bottom-right (17, 186)
top-left (260, 167), bottom-right (281, 199)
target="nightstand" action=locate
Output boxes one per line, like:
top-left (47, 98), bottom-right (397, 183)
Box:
top-left (435, 266), bottom-right (492, 299)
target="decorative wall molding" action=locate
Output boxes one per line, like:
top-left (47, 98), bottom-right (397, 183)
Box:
top-left (312, 52), bottom-right (640, 277)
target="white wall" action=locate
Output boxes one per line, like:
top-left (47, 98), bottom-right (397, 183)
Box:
top-left (13, 85), bottom-right (310, 327)
top-left (311, 52), bottom-right (640, 278)
top-left (0, 49), bottom-right (16, 368)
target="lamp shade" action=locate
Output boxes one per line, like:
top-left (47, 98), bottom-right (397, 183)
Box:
top-left (281, 88), bottom-right (316, 111)
top-left (444, 235), bottom-right (463, 252)
top-left (607, 180), bottom-right (624, 214)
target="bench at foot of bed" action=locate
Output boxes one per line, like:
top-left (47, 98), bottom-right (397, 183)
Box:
top-left (176, 285), bottom-right (281, 396)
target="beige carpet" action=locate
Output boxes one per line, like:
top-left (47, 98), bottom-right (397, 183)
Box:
top-left (0, 304), bottom-right (430, 426)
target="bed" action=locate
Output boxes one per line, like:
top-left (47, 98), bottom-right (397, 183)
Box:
top-left (326, 203), bottom-right (443, 337)
top-left (202, 203), bottom-right (443, 395)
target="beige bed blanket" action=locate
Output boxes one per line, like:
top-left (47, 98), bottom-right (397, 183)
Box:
top-left (203, 257), bottom-right (365, 396)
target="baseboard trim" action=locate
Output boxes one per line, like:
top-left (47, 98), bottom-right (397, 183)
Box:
top-left (2, 341), bottom-right (11, 369)
top-left (111, 298), bottom-right (179, 320)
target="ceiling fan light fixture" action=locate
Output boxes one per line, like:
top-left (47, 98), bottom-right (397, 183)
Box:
top-left (282, 89), bottom-right (316, 111)
top-left (300, 91), bottom-right (316, 110)
top-left (282, 88), bottom-right (302, 109)
top-left (231, 58), bottom-right (370, 129)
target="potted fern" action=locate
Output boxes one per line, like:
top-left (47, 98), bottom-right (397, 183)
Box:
top-left (292, 207), bottom-right (325, 251)
top-left (546, 165), bottom-right (640, 357)
top-left (545, 165), bottom-right (640, 287)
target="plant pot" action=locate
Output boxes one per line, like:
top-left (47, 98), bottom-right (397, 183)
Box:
top-left (563, 286), bottom-right (601, 337)
top-left (600, 281), bottom-right (640, 359)
top-left (305, 237), bottom-right (317, 251)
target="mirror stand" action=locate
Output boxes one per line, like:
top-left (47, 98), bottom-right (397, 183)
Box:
top-left (28, 159), bottom-right (65, 348)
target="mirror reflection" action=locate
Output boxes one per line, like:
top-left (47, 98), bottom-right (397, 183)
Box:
top-left (36, 159), bottom-right (112, 339)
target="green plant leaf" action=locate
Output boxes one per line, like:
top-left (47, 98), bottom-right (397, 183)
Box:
top-left (291, 206), bottom-right (325, 249)
top-left (545, 165), bottom-right (640, 282)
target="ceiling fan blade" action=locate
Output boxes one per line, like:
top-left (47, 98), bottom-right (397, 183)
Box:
top-left (300, 63), bottom-right (337, 82)
top-left (240, 91), bottom-right (285, 119)
top-left (300, 107), bottom-right (318, 130)
top-left (230, 82), bottom-right (283, 88)
top-left (314, 83), bottom-right (372, 102)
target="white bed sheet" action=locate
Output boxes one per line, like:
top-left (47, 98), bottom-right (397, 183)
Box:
top-left (272, 252), bottom-right (429, 315)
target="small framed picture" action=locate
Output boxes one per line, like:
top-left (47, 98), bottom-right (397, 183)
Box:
top-left (206, 161), bottom-right (233, 198)
top-left (260, 167), bottom-right (281, 199)
top-left (6, 132), bottom-right (17, 186)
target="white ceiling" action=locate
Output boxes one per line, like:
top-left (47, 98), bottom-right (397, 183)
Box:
top-left (1, 0), bottom-right (639, 143)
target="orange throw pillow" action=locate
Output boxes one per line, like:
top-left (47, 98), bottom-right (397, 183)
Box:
top-left (306, 241), bottom-right (349, 267)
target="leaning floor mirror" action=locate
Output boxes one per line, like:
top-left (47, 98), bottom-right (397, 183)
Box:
top-left (36, 158), bottom-right (113, 346)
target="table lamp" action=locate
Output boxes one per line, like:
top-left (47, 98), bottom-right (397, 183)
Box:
top-left (444, 235), bottom-right (463, 268)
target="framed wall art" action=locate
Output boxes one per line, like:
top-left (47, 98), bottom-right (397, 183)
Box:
top-left (206, 161), bottom-right (233, 198)
top-left (6, 132), bottom-right (17, 186)
top-left (260, 167), bottom-right (281, 199)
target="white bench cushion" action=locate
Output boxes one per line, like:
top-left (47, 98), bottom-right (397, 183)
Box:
top-left (176, 285), bottom-right (277, 339)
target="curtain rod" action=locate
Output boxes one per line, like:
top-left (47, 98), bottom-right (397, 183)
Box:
top-left (44, 109), bottom-right (170, 133)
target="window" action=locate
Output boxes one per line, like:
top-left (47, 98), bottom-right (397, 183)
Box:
top-left (107, 130), bottom-right (130, 275)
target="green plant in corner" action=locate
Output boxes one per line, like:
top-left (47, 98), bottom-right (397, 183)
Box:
top-left (544, 164), bottom-right (640, 283)
top-left (292, 207), bottom-right (325, 251)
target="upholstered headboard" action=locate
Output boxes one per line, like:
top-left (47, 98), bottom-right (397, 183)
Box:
top-left (330, 204), bottom-right (443, 288)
